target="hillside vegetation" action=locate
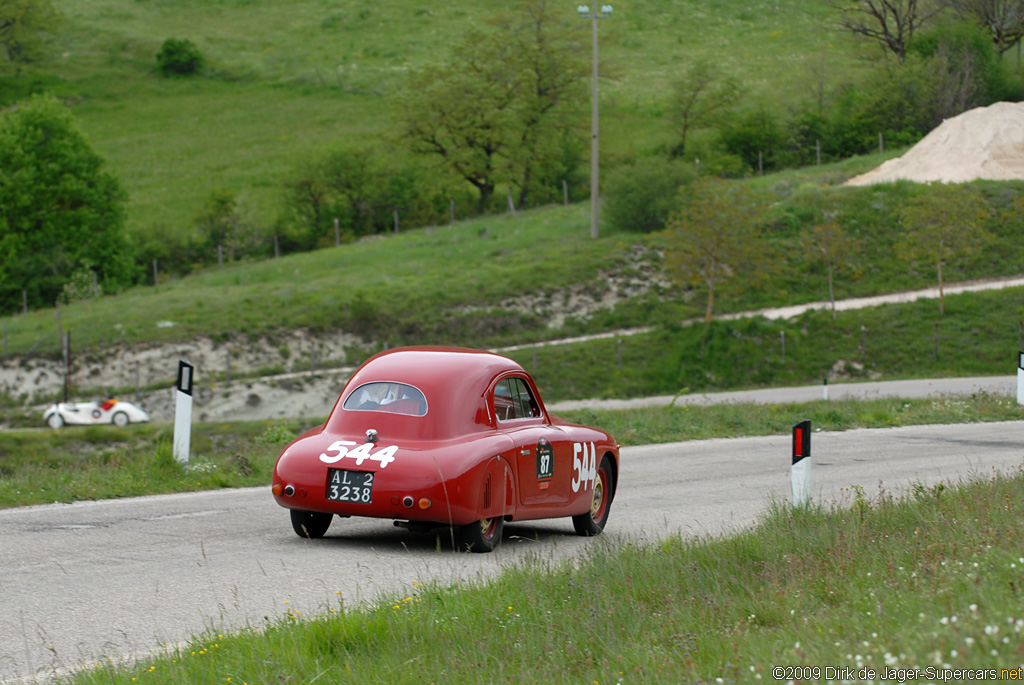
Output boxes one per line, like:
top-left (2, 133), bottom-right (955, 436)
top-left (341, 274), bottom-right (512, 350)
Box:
top-left (4, 0), bottom-right (1024, 405)
top-left (12, 0), bottom-right (858, 238)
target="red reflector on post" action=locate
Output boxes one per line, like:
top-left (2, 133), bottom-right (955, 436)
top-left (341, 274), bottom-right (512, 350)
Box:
top-left (792, 420), bottom-right (811, 465)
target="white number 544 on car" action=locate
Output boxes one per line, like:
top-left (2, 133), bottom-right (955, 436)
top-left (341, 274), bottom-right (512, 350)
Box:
top-left (44, 398), bottom-right (150, 429)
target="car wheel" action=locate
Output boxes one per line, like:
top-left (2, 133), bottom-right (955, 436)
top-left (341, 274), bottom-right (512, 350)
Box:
top-left (458, 516), bottom-right (503, 553)
top-left (112, 411), bottom-right (129, 427)
top-left (46, 413), bottom-right (64, 429)
top-left (290, 509), bottom-right (333, 538)
top-left (572, 454), bottom-right (614, 536)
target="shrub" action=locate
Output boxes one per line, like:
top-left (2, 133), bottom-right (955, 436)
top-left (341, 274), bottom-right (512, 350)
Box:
top-left (156, 38), bottom-right (205, 76)
top-left (604, 157), bottom-right (696, 233)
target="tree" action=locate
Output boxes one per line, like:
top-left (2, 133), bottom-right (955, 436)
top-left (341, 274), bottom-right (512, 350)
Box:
top-left (191, 189), bottom-right (266, 262)
top-left (948, 0), bottom-right (1024, 53)
top-left (397, 50), bottom-right (517, 212)
top-left (667, 60), bottom-right (741, 159)
top-left (834, 0), bottom-right (943, 62)
top-left (663, 178), bottom-right (771, 324)
top-left (898, 184), bottom-right (991, 314)
top-left (396, 1), bottom-right (587, 212)
top-left (490, 0), bottom-right (588, 207)
top-left (0, 0), bottom-right (61, 68)
top-left (318, 148), bottom-right (381, 237)
top-left (802, 215), bottom-right (861, 319)
top-left (281, 148), bottom-right (386, 248)
top-left (0, 94), bottom-right (133, 313)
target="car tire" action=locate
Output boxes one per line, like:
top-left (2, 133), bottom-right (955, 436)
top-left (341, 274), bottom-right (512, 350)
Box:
top-left (290, 509), bottom-right (333, 538)
top-left (112, 411), bottom-right (129, 427)
top-left (458, 516), bottom-right (503, 553)
top-left (572, 454), bottom-right (614, 536)
top-left (46, 413), bottom-right (64, 429)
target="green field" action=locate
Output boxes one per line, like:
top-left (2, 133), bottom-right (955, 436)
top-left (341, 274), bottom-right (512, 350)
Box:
top-left (6, 0), bottom-right (868, 239)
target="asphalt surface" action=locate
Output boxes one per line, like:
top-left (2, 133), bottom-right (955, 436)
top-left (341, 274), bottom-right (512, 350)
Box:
top-left (2, 420), bottom-right (1023, 683)
top-left (547, 375), bottom-right (1017, 411)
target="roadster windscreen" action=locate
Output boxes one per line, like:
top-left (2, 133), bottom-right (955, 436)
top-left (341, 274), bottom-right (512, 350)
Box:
top-left (342, 382), bottom-right (428, 416)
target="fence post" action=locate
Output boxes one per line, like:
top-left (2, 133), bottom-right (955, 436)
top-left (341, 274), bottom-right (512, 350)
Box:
top-left (274, 234), bottom-right (280, 259)
top-left (563, 180), bottom-right (568, 206)
top-left (394, 209), bottom-right (399, 234)
top-left (334, 217), bottom-right (340, 247)
top-left (153, 259), bottom-right (159, 286)
top-left (449, 199), bottom-right (455, 225)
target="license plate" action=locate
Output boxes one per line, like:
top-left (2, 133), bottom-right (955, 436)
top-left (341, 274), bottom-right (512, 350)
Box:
top-left (326, 469), bottom-right (374, 504)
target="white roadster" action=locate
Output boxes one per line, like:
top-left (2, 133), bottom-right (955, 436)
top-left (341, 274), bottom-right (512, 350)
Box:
top-left (44, 399), bottom-right (150, 429)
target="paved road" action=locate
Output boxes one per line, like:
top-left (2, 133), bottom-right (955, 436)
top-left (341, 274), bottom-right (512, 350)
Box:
top-left (548, 375), bottom-right (1017, 411)
top-left (2, 421), bottom-right (1023, 683)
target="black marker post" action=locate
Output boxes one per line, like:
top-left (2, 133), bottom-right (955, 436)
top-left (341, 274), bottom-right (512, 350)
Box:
top-left (791, 420), bottom-right (811, 507)
top-left (174, 360), bottom-right (194, 465)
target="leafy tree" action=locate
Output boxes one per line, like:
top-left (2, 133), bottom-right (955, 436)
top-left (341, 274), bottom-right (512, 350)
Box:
top-left (318, 148), bottom-right (380, 236)
top-left (156, 38), bottom-right (205, 76)
top-left (898, 183), bottom-right (991, 314)
top-left (191, 188), bottom-right (266, 262)
top-left (396, 0), bottom-right (586, 212)
top-left (802, 215), bottom-right (861, 319)
top-left (397, 51), bottom-right (516, 212)
top-left (663, 178), bottom-right (771, 324)
top-left (667, 60), bottom-right (741, 159)
top-left (490, 0), bottom-right (588, 207)
top-left (281, 148), bottom-right (388, 248)
top-left (718, 108), bottom-right (787, 173)
top-left (834, 0), bottom-right (943, 62)
top-left (0, 94), bottom-right (133, 313)
top-left (0, 0), bottom-right (60, 68)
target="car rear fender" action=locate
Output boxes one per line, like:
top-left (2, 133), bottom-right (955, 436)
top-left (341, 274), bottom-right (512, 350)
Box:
top-left (476, 454), bottom-right (516, 522)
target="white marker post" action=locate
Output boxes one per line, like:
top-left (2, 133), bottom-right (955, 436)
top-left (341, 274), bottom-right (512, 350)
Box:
top-left (791, 420), bottom-right (811, 508)
top-left (173, 361), bottom-right (194, 466)
top-left (1017, 351), bottom-right (1024, 406)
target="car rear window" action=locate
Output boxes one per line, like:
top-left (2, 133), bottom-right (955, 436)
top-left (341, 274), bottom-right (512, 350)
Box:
top-left (342, 382), bottom-right (427, 416)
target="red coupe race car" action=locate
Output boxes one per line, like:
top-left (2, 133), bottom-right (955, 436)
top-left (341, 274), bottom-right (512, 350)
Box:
top-left (272, 346), bottom-right (619, 552)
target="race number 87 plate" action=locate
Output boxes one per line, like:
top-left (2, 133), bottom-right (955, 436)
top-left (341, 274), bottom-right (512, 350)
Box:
top-left (326, 469), bottom-right (374, 504)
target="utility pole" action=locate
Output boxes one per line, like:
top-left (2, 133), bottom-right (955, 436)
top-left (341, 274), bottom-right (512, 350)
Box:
top-left (578, 4), bottom-right (613, 240)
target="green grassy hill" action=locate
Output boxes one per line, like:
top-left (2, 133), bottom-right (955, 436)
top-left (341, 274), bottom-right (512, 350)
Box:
top-left (6, 0), bottom-right (867, 239)
top-left (5, 0), bottom-right (1024, 406)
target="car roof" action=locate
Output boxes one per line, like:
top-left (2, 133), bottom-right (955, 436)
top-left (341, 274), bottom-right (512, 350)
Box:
top-left (326, 347), bottom-right (533, 439)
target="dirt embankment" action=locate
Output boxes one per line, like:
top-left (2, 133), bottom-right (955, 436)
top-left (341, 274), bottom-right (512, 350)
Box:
top-left (2, 246), bottom-right (669, 424)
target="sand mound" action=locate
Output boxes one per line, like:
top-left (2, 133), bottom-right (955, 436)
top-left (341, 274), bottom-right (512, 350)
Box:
top-left (845, 101), bottom-right (1024, 186)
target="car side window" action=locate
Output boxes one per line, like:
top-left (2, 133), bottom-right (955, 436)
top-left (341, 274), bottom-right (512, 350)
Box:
top-left (494, 377), bottom-right (539, 422)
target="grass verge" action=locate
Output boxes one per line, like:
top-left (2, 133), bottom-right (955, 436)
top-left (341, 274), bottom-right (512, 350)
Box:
top-left (65, 466), bottom-right (1024, 684)
top-left (2, 393), bottom-right (1020, 510)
